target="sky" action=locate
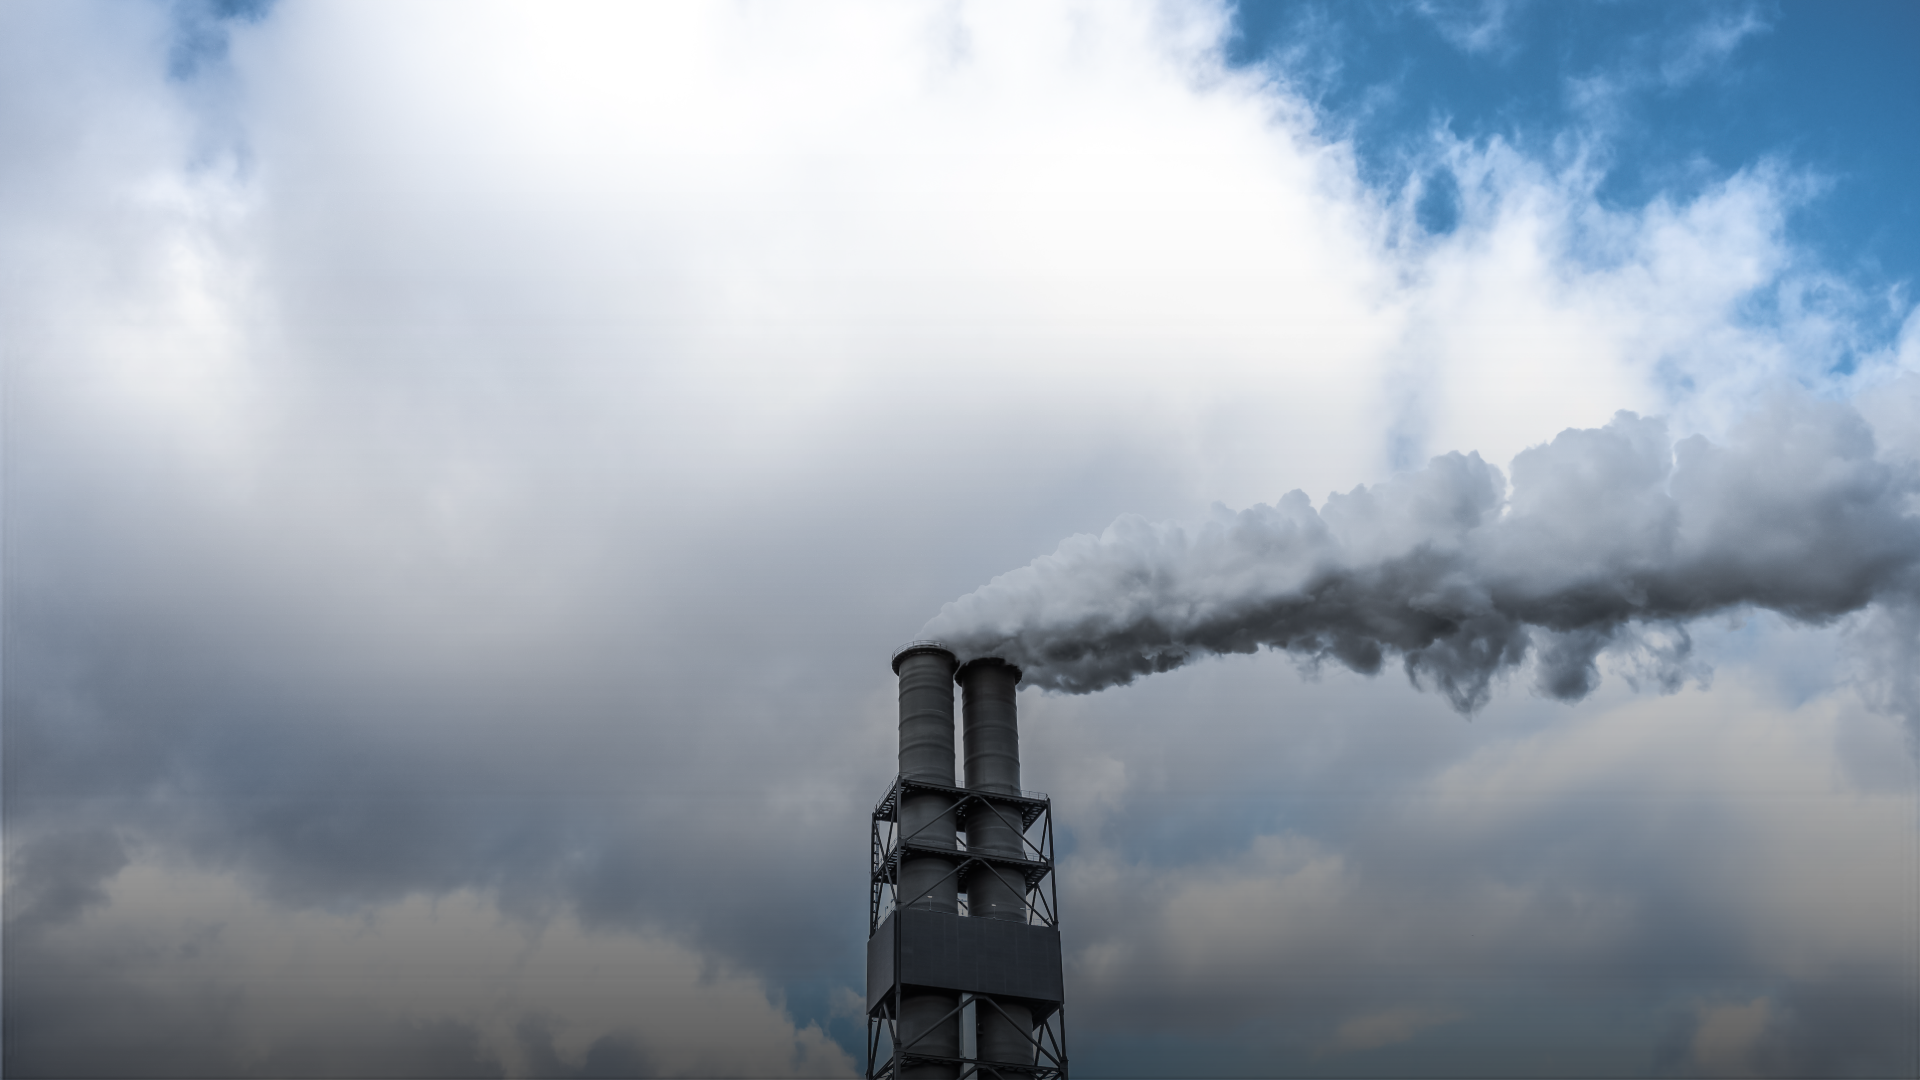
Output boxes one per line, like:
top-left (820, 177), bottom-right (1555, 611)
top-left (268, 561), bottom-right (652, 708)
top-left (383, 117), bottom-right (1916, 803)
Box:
top-left (4, 1), bottom-right (1919, 1077)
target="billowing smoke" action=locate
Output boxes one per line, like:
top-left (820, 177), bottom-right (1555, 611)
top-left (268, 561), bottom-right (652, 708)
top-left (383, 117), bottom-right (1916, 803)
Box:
top-left (923, 396), bottom-right (1920, 712)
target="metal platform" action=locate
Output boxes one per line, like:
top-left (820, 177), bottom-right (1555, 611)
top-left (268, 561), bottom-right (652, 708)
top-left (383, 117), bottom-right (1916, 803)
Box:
top-left (867, 776), bottom-right (1068, 1080)
top-left (870, 778), bottom-right (1061, 931)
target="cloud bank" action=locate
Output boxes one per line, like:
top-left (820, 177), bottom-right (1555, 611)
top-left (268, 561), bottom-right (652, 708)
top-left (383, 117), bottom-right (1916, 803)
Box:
top-left (3, 0), bottom-right (1915, 1075)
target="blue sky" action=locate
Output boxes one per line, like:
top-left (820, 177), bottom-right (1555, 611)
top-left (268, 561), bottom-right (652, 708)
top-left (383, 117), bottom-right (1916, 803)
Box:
top-left (3, 2), bottom-right (1917, 1078)
top-left (1232, 1), bottom-right (1919, 294)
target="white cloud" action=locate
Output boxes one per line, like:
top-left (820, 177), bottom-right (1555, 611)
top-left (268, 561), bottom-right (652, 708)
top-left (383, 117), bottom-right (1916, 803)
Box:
top-left (1, 0), bottom-right (1913, 1074)
top-left (1412, 0), bottom-right (1520, 59)
top-left (1660, 6), bottom-right (1771, 88)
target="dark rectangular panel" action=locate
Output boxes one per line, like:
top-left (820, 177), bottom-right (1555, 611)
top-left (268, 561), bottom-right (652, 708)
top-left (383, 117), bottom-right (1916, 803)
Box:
top-left (867, 909), bottom-right (1066, 1018)
top-left (866, 916), bottom-right (895, 1017)
top-left (898, 908), bottom-right (1063, 1007)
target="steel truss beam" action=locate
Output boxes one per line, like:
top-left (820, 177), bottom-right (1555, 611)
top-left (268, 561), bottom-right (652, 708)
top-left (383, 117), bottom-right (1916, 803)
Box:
top-left (867, 776), bottom-right (1068, 1079)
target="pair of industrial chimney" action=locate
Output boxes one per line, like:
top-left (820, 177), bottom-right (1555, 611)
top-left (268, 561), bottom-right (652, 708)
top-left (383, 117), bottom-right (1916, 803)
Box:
top-left (866, 643), bottom-right (1067, 1080)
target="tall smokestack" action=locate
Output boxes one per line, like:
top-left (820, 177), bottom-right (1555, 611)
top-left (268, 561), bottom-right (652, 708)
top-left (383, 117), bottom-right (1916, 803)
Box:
top-left (958, 658), bottom-right (1035, 1075)
top-left (870, 643), bottom-right (1066, 1080)
top-left (891, 642), bottom-right (962, 1077)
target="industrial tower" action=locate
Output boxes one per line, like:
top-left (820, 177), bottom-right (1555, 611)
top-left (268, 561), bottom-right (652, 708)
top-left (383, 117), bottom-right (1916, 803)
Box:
top-left (867, 642), bottom-right (1067, 1080)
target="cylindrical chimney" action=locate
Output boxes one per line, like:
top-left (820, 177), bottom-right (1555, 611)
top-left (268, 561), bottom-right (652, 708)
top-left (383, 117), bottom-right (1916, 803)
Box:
top-left (958, 657), bottom-right (1023, 913)
top-left (891, 642), bottom-right (961, 1077)
top-left (895, 642), bottom-right (960, 912)
top-left (957, 657), bottom-right (1036, 1075)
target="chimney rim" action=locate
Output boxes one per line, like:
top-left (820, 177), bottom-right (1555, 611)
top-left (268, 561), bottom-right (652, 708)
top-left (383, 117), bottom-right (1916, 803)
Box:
top-left (891, 639), bottom-right (957, 674)
top-left (955, 656), bottom-right (1023, 685)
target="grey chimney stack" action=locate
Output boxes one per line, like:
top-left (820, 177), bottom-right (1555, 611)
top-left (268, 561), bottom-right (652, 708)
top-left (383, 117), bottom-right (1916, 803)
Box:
top-left (868, 642), bottom-right (1067, 1080)
top-left (890, 643), bottom-right (963, 1074)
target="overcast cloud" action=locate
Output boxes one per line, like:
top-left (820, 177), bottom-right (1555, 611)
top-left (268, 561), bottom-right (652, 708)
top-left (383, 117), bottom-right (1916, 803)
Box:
top-left (4, 2), bottom-right (1916, 1077)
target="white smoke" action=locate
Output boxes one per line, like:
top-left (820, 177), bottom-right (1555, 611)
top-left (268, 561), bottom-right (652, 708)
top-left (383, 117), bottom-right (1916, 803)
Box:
top-left (924, 393), bottom-right (1920, 713)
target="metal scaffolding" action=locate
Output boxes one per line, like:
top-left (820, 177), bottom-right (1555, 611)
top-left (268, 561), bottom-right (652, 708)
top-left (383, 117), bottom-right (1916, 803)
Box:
top-left (866, 776), bottom-right (1067, 1080)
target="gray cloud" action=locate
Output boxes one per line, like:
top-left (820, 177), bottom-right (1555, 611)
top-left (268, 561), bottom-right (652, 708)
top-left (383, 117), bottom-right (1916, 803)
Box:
top-left (927, 398), bottom-right (1920, 717)
top-left (4, 828), bottom-right (129, 935)
top-left (516, 1017), bottom-right (653, 1080)
top-left (255, 1016), bottom-right (506, 1080)
top-left (1033, 650), bottom-right (1914, 1076)
top-left (3, 2), bottom-right (1915, 1076)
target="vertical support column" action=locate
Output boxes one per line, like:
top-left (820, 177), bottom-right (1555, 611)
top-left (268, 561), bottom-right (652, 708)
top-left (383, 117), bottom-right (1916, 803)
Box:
top-left (958, 658), bottom-right (1036, 1077)
top-left (892, 643), bottom-right (961, 1078)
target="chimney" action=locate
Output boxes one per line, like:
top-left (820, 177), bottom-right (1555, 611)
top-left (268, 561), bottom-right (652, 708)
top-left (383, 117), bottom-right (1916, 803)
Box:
top-left (889, 642), bottom-right (963, 1076)
top-left (958, 658), bottom-right (1037, 1074)
top-left (868, 643), bottom-right (1068, 1080)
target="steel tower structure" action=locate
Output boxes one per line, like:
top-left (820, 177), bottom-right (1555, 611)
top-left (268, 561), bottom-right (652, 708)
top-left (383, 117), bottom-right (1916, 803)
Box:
top-left (867, 642), bottom-right (1067, 1080)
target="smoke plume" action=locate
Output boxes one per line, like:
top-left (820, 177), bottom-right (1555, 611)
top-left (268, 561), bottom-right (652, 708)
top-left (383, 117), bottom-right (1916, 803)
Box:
top-left (923, 398), bottom-right (1920, 711)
